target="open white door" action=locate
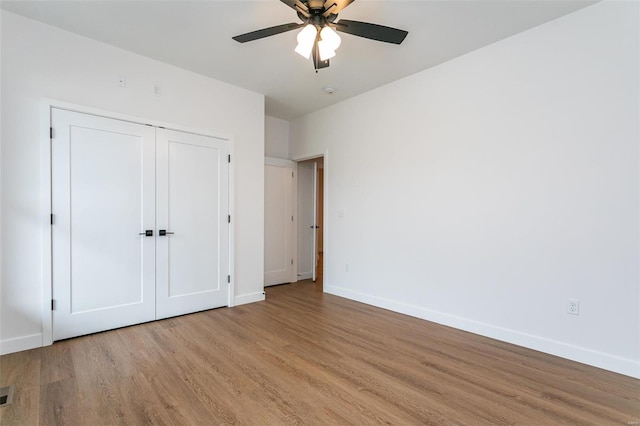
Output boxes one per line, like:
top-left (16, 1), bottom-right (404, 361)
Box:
top-left (264, 158), bottom-right (295, 286)
top-left (51, 109), bottom-right (156, 340)
top-left (155, 129), bottom-right (230, 319)
top-left (311, 162), bottom-right (318, 282)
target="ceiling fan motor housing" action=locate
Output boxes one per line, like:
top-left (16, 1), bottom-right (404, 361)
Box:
top-left (307, 0), bottom-right (325, 11)
top-left (296, 0), bottom-right (338, 25)
top-left (298, 13), bottom-right (338, 26)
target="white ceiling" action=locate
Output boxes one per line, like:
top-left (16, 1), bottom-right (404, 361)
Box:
top-left (1, 0), bottom-right (595, 120)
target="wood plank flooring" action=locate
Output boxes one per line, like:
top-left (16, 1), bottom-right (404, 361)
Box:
top-left (1, 281), bottom-right (639, 425)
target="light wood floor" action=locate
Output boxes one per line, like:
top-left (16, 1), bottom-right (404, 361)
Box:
top-left (1, 281), bottom-right (638, 425)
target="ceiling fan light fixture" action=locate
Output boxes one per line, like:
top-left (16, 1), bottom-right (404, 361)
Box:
top-left (232, 0), bottom-right (408, 71)
top-left (295, 24), bottom-right (317, 59)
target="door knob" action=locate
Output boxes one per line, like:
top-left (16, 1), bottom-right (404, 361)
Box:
top-left (310, 225), bottom-right (319, 229)
top-left (139, 230), bottom-right (153, 236)
top-left (159, 230), bottom-right (175, 236)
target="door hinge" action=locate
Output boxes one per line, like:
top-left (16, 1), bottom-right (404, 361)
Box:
top-left (291, 259), bottom-right (294, 265)
top-left (228, 215), bottom-right (231, 223)
top-left (50, 214), bottom-right (54, 225)
top-left (227, 275), bottom-right (231, 283)
top-left (228, 154), bottom-right (231, 163)
top-left (292, 171), bottom-right (294, 178)
top-left (291, 215), bottom-right (294, 222)
top-left (51, 299), bottom-right (56, 311)
top-left (50, 127), bottom-right (53, 139)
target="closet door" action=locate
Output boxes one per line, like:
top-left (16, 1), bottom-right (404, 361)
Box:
top-left (51, 109), bottom-right (156, 340)
top-left (155, 129), bottom-right (230, 319)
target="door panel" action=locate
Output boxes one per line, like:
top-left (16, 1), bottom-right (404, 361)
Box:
top-left (295, 162), bottom-right (314, 279)
top-left (156, 129), bottom-right (229, 319)
top-left (52, 109), bottom-right (156, 340)
top-left (312, 162), bottom-right (318, 282)
top-left (315, 167), bottom-right (324, 284)
top-left (264, 161), bottom-right (294, 286)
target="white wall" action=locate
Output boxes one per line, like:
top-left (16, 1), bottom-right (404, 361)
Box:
top-left (290, 1), bottom-right (639, 378)
top-left (265, 115), bottom-right (290, 159)
top-left (0, 11), bottom-right (265, 353)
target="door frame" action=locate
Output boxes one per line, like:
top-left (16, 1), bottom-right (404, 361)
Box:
top-left (40, 99), bottom-right (235, 346)
top-left (292, 151), bottom-right (328, 289)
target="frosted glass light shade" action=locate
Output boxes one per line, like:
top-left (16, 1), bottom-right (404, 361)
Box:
top-left (318, 41), bottom-right (336, 61)
top-left (318, 26), bottom-right (341, 61)
top-left (295, 25), bottom-right (317, 59)
top-left (320, 26), bottom-right (341, 50)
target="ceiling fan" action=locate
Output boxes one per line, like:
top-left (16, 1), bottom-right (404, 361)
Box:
top-left (232, 0), bottom-right (408, 71)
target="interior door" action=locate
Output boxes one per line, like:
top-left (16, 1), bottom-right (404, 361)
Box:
top-left (315, 166), bottom-right (324, 283)
top-left (264, 159), bottom-right (295, 286)
top-left (155, 129), bottom-right (230, 319)
top-left (311, 162), bottom-right (318, 282)
top-left (51, 109), bottom-right (156, 340)
top-left (295, 161), bottom-right (314, 280)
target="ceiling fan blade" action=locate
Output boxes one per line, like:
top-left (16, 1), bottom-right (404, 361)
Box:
top-left (334, 19), bottom-right (408, 44)
top-left (232, 23), bottom-right (304, 43)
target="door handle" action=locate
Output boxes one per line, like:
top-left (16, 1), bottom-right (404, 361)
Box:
top-left (139, 230), bottom-right (153, 236)
top-left (159, 230), bottom-right (175, 236)
top-left (310, 225), bottom-right (319, 229)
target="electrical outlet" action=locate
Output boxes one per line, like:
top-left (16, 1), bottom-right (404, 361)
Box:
top-left (567, 298), bottom-right (580, 315)
top-left (153, 84), bottom-right (162, 96)
top-left (117, 75), bottom-right (127, 88)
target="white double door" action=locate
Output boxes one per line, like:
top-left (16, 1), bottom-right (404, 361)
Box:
top-left (51, 109), bottom-right (229, 341)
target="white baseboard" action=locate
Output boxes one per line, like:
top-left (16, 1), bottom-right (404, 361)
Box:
top-left (0, 333), bottom-right (43, 355)
top-left (324, 284), bottom-right (640, 379)
top-left (297, 272), bottom-right (312, 280)
top-left (234, 291), bottom-right (266, 306)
